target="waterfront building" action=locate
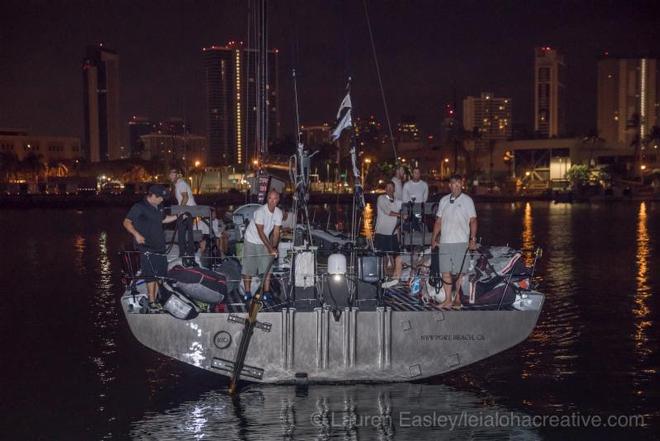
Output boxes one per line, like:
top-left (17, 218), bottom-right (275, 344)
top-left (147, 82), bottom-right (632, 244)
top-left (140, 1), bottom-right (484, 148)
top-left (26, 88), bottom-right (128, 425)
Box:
top-left (138, 133), bottom-right (207, 163)
top-left (0, 129), bottom-right (81, 162)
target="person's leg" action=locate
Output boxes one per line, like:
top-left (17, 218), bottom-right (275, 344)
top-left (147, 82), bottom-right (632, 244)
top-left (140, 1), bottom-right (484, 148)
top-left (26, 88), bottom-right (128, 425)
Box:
top-left (452, 274), bottom-right (463, 307)
top-left (147, 281), bottom-right (157, 303)
top-left (439, 271), bottom-right (454, 308)
top-left (241, 241), bottom-right (254, 295)
top-left (450, 244), bottom-right (468, 308)
top-left (393, 255), bottom-right (402, 280)
top-left (437, 244), bottom-right (454, 307)
top-left (242, 274), bottom-right (252, 294)
top-left (258, 246), bottom-right (274, 293)
top-left (263, 271), bottom-right (272, 293)
top-left (219, 234), bottom-right (228, 257)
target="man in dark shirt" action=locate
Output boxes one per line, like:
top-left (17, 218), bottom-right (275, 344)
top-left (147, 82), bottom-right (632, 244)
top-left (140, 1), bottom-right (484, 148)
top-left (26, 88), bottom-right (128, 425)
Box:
top-left (123, 184), bottom-right (178, 309)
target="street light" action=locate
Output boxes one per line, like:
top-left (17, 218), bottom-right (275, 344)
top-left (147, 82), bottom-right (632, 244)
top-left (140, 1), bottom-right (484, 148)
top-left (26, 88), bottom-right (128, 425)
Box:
top-left (194, 160), bottom-right (201, 168)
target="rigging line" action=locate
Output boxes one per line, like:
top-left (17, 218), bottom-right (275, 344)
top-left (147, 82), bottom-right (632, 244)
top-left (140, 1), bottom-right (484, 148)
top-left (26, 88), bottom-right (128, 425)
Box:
top-left (361, 0), bottom-right (398, 161)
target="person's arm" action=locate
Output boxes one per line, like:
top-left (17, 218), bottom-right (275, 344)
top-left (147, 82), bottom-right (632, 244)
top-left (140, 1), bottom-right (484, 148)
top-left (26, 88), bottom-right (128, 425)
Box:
top-left (271, 225), bottom-right (281, 250)
top-left (469, 217), bottom-right (478, 250)
top-left (163, 215), bottom-right (178, 224)
top-left (176, 180), bottom-right (190, 205)
top-left (123, 218), bottom-right (145, 244)
top-left (422, 183), bottom-right (428, 202)
top-left (256, 224), bottom-right (276, 255)
top-left (431, 216), bottom-right (441, 248)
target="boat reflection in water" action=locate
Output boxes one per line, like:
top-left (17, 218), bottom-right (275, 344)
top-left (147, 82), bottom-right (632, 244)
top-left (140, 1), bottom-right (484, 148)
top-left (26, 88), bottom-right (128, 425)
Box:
top-left (129, 383), bottom-right (540, 440)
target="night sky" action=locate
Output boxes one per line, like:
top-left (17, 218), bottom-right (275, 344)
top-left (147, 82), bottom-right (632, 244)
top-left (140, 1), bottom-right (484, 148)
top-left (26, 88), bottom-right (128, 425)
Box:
top-left (1, 0), bottom-right (659, 144)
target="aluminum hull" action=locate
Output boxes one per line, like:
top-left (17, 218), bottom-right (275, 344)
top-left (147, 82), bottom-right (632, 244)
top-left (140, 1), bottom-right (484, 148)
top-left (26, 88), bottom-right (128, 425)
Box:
top-left (121, 292), bottom-right (544, 383)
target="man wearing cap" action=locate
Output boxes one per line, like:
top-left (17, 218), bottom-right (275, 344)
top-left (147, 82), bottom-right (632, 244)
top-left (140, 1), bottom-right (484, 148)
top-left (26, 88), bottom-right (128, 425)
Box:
top-left (123, 184), bottom-right (179, 310)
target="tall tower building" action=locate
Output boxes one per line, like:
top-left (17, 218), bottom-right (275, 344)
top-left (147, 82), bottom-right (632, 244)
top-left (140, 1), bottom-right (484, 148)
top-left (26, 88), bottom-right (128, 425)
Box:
top-left (597, 56), bottom-right (659, 146)
top-left (82, 45), bottom-right (120, 162)
top-left (463, 92), bottom-right (512, 142)
top-left (534, 47), bottom-right (566, 137)
top-left (203, 42), bottom-right (279, 166)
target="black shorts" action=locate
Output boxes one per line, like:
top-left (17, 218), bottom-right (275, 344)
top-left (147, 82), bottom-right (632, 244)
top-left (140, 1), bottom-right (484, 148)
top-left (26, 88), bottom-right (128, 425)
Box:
top-left (140, 252), bottom-right (168, 279)
top-left (374, 234), bottom-right (400, 253)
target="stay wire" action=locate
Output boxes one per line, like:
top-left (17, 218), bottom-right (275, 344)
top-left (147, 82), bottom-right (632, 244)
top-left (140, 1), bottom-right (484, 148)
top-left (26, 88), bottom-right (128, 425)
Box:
top-left (361, 0), bottom-right (398, 161)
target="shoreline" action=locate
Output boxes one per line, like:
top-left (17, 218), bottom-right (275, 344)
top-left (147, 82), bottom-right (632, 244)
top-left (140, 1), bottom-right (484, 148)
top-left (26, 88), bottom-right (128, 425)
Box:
top-left (0, 192), bottom-right (657, 209)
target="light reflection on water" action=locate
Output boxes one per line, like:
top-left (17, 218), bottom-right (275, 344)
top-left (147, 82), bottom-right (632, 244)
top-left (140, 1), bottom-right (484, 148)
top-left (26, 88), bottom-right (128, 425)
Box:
top-left (129, 384), bottom-right (540, 441)
top-left (633, 202), bottom-right (655, 397)
top-left (1, 203), bottom-right (658, 439)
top-left (520, 202), bottom-right (582, 387)
top-left (362, 202), bottom-right (374, 239)
top-left (521, 202), bottom-right (535, 265)
top-left (90, 231), bottom-right (119, 412)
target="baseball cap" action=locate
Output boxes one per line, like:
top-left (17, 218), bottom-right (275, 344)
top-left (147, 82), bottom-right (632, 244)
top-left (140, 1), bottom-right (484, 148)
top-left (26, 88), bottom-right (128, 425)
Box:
top-left (148, 184), bottom-right (169, 198)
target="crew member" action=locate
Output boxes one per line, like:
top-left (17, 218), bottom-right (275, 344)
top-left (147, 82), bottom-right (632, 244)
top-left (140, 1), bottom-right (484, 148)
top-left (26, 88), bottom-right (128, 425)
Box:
top-left (375, 181), bottom-right (403, 288)
top-left (242, 189), bottom-right (283, 297)
top-left (198, 207), bottom-right (228, 259)
top-left (431, 174), bottom-right (478, 309)
top-left (402, 167), bottom-right (428, 203)
top-left (169, 168), bottom-right (196, 264)
top-left (123, 184), bottom-right (178, 311)
top-left (391, 166), bottom-right (406, 201)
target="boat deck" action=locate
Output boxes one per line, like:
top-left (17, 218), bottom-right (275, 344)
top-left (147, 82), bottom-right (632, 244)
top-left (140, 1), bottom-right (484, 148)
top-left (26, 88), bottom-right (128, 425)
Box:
top-left (221, 285), bottom-right (496, 313)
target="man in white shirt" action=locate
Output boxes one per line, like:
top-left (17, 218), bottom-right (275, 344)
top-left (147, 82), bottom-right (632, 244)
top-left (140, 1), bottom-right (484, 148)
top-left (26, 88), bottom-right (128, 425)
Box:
top-left (197, 207), bottom-right (228, 260)
top-left (402, 166), bottom-right (428, 232)
top-left (169, 168), bottom-right (197, 265)
top-left (431, 174), bottom-right (478, 309)
top-left (391, 166), bottom-right (406, 201)
top-left (375, 181), bottom-right (403, 288)
top-left (402, 167), bottom-right (428, 203)
top-left (169, 168), bottom-right (196, 206)
top-left (242, 190), bottom-right (283, 296)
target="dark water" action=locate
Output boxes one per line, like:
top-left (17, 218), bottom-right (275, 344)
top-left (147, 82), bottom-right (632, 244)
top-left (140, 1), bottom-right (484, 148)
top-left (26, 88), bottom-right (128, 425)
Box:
top-left (1, 202), bottom-right (658, 440)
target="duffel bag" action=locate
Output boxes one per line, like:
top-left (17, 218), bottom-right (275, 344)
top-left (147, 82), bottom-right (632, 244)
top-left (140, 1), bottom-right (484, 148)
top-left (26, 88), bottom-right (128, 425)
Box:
top-left (168, 265), bottom-right (226, 304)
top-left (461, 280), bottom-right (516, 309)
top-left (160, 284), bottom-right (199, 320)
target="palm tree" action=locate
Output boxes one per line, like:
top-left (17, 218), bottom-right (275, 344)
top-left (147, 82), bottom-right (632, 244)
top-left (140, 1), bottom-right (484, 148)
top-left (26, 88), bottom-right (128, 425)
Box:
top-left (20, 153), bottom-right (46, 185)
top-left (581, 129), bottom-right (605, 167)
top-left (0, 151), bottom-right (20, 182)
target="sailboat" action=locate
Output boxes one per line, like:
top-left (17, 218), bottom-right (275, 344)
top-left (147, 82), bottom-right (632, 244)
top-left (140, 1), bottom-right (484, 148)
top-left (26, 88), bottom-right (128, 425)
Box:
top-left (119, 0), bottom-right (544, 387)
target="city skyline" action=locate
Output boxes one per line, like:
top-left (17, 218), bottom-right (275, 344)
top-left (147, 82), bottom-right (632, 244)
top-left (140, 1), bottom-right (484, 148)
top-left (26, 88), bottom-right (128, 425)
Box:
top-left (1, 0), bottom-right (659, 146)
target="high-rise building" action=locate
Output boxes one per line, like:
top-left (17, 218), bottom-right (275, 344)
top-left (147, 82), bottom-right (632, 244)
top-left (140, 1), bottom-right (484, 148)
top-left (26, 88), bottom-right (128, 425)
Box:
top-left (463, 92), bottom-right (512, 142)
top-left (534, 47), bottom-right (565, 137)
top-left (597, 56), bottom-right (659, 146)
top-left (128, 116), bottom-right (154, 158)
top-left (139, 133), bottom-right (207, 163)
top-left (203, 42), bottom-right (279, 166)
top-left (82, 45), bottom-right (120, 162)
top-left (157, 117), bottom-right (189, 136)
top-left (300, 124), bottom-right (331, 146)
